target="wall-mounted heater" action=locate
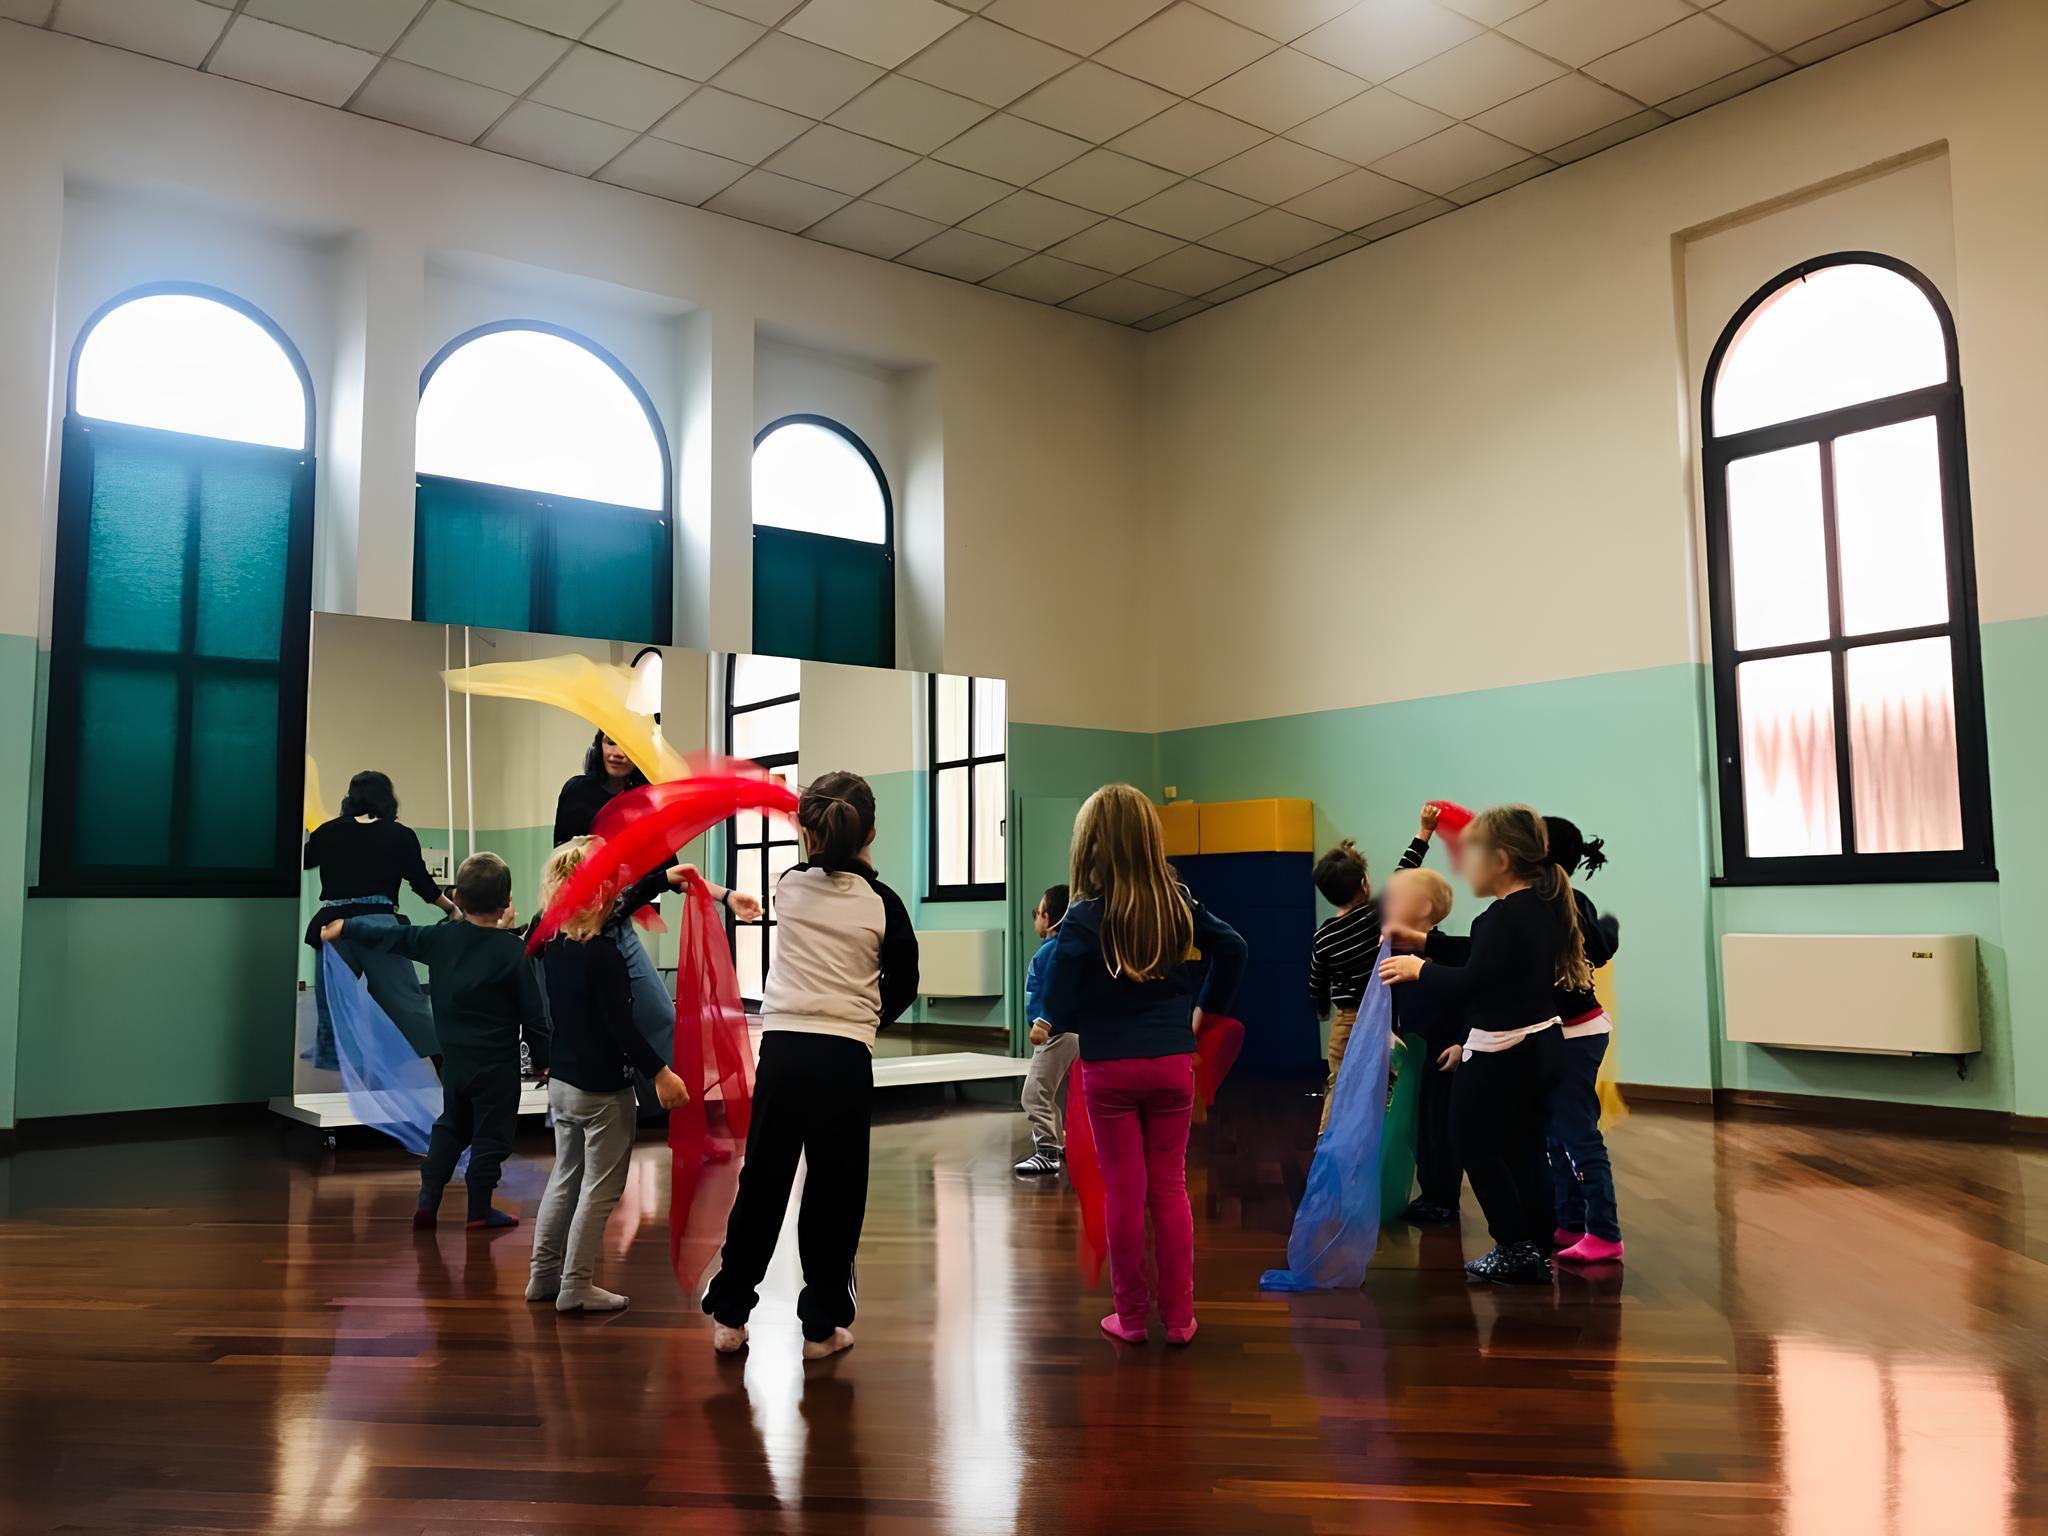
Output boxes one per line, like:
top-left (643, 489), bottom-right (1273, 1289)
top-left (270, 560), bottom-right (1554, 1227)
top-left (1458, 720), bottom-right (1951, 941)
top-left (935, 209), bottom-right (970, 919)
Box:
top-left (1721, 933), bottom-right (1979, 1055)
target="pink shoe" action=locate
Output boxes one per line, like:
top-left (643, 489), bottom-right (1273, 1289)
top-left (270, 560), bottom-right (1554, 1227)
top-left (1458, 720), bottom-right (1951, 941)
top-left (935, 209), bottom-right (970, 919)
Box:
top-left (1100, 1313), bottom-right (1147, 1344)
top-left (1557, 1233), bottom-right (1624, 1264)
top-left (1552, 1227), bottom-right (1583, 1250)
top-left (1165, 1319), bottom-right (1198, 1346)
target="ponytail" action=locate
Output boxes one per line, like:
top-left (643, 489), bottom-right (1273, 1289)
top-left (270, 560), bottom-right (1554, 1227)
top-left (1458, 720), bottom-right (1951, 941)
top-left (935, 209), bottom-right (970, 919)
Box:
top-left (1538, 862), bottom-right (1594, 993)
top-left (1466, 803), bottom-right (1593, 992)
top-left (799, 770), bottom-right (876, 867)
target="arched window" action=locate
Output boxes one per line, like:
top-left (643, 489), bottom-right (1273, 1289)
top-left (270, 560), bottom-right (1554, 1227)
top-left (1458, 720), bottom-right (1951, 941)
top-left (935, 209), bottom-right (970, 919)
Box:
top-left (45, 284), bottom-right (316, 892)
top-left (1702, 254), bottom-right (1990, 882)
top-left (414, 322), bottom-right (671, 645)
top-left (751, 415), bottom-right (894, 669)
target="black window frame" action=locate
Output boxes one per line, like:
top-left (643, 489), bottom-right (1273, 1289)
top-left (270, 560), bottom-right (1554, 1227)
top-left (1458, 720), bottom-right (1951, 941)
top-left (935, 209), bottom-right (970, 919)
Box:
top-left (722, 652), bottom-right (799, 1006)
top-left (927, 674), bottom-right (1005, 903)
top-left (413, 319), bottom-right (673, 645)
top-left (750, 413), bottom-right (895, 669)
top-left (1701, 251), bottom-right (1993, 887)
top-left (40, 281), bottom-right (316, 899)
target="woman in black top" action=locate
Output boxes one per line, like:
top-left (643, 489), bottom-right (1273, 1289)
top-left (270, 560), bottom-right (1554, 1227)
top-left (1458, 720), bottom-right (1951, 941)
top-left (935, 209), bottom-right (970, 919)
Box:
top-left (1380, 804), bottom-right (1592, 1286)
top-left (303, 770), bottom-right (454, 1066)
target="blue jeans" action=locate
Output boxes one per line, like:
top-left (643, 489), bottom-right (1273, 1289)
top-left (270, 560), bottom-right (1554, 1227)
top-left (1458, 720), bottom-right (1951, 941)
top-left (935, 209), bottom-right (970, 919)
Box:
top-left (310, 917), bottom-right (439, 1068)
top-left (1547, 1031), bottom-right (1620, 1241)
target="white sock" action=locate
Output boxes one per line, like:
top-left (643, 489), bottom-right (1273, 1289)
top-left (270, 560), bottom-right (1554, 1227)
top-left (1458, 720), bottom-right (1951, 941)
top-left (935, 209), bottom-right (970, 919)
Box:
top-left (712, 1323), bottom-right (749, 1354)
top-left (524, 1273), bottom-right (560, 1303)
top-left (801, 1327), bottom-right (854, 1360)
top-left (556, 1284), bottom-right (628, 1314)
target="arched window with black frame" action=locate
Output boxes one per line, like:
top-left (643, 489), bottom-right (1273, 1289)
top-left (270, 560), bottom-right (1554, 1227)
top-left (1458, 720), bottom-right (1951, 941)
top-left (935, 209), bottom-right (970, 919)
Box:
top-left (44, 283), bottom-right (316, 894)
top-left (1701, 253), bottom-right (1991, 883)
top-left (751, 414), bottom-right (894, 669)
top-left (415, 321), bottom-right (672, 645)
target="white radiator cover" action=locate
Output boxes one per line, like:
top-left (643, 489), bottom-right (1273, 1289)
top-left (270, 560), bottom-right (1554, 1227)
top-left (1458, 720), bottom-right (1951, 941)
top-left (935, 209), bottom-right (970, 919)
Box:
top-left (915, 928), bottom-right (1004, 998)
top-left (1721, 933), bottom-right (1979, 1055)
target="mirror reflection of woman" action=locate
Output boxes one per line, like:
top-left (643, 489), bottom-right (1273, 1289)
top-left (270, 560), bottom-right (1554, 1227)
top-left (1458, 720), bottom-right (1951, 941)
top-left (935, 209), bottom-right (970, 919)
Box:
top-left (303, 770), bottom-right (455, 1069)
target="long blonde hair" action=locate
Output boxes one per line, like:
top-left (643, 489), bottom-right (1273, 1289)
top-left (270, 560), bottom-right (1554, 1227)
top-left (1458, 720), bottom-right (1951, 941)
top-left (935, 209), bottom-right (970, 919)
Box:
top-left (539, 836), bottom-right (613, 943)
top-left (1069, 784), bottom-right (1192, 983)
top-left (1465, 804), bottom-right (1593, 992)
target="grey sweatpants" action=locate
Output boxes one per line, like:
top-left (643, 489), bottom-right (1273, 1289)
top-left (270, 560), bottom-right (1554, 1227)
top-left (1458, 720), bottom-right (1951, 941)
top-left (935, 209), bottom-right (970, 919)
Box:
top-left (529, 1079), bottom-right (639, 1294)
top-left (1020, 1031), bottom-right (1081, 1152)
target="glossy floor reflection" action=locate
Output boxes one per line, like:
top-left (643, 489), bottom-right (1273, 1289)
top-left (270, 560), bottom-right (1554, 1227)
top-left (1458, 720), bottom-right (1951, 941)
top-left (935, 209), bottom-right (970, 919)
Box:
top-left (2, 1090), bottom-right (2045, 1533)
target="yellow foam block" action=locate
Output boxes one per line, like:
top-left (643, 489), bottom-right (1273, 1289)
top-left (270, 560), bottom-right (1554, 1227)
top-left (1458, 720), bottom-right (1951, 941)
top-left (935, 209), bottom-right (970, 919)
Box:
top-left (1157, 800), bottom-right (1200, 858)
top-left (1198, 798), bottom-right (1314, 855)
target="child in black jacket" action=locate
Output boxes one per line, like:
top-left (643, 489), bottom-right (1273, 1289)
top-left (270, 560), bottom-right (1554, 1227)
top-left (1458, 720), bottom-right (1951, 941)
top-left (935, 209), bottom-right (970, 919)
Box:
top-left (1539, 816), bottom-right (1624, 1266)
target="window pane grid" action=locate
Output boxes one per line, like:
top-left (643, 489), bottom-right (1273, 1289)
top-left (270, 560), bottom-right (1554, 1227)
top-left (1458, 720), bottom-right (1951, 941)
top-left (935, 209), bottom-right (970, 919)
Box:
top-left (929, 674), bottom-right (1005, 896)
top-left (724, 652), bottom-right (797, 1003)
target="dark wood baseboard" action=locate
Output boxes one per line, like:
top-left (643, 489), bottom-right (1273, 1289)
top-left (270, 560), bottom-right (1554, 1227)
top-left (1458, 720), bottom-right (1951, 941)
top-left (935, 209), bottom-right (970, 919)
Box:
top-left (1616, 1081), bottom-right (1713, 1106)
top-left (1621, 1082), bottom-right (2035, 1141)
top-left (9, 1101), bottom-right (271, 1148)
top-left (2013, 1114), bottom-right (2048, 1141)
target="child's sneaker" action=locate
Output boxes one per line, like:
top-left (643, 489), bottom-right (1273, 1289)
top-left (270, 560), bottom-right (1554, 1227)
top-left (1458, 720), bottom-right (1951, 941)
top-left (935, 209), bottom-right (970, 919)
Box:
top-left (802, 1328), bottom-right (854, 1360)
top-left (466, 1208), bottom-right (519, 1232)
top-left (1552, 1226), bottom-right (1583, 1250)
top-left (1164, 1318), bottom-right (1199, 1346)
top-left (1099, 1313), bottom-right (1147, 1344)
top-left (557, 1285), bottom-right (629, 1314)
top-left (1557, 1233), bottom-right (1625, 1265)
top-left (1013, 1148), bottom-right (1062, 1176)
top-left (412, 1206), bottom-right (437, 1230)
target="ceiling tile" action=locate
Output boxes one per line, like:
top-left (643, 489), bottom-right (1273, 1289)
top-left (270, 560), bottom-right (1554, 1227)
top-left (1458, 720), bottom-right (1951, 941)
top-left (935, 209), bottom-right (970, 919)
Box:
top-left (1202, 205), bottom-right (1340, 262)
top-left (1108, 100), bottom-right (1266, 174)
top-left (782, 0), bottom-right (964, 68)
top-left (1276, 231), bottom-right (1366, 271)
top-left (960, 189), bottom-right (1102, 249)
top-left (1286, 86), bottom-right (1452, 163)
top-left (1009, 62), bottom-right (1176, 143)
top-left (1029, 146), bottom-right (1179, 212)
top-left (828, 75), bottom-right (990, 152)
top-left (1061, 276), bottom-right (1181, 324)
top-left (898, 227), bottom-right (1032, 281)
top-left (244, 0), bottom-right (422, 52)
top-left (867, 157), bottom-right (1014, 221)
top-left (1046, 218), bottom-right (1182, 272)
top-left (934, 112), bottom-right (1091, 184)
top-left (711, 31), bottom-right (881, 114)
top-left (1469, 70), bottom-right (1641, 151)
top-left (1711, 0), bottom-right (1904, 51)
top-left (393, 1), bottom-right (568, 92)
top-left (1436, 0), bottom-right (1544, 22)
top-left (765, 123), bottom-right (918, 194)
top-left (804, 198), bottom-right (947, 257)
top-left (1134, 297), bottom-right (1213, 331)
top-left (530, 46), bottom-right (695, 131)
top-left (1193, 0), bottom-right (1356, 44)
top-left (983, 253), bottom-right (1116, 304)
top-left (1121, 178), bottom-right (1263, 239)
top-left (765, 123), bottom-right (917, 195)
top-left (699, 0), bottom-right (802, 20)
top-left (1201, 267), bottom-right (1282, 301)
top-left (1583, 12), bottom-right (1769, 102)
top-left (1500, 0), bottom-right (1694, 67)
top-left (1195, 47), bottom-right (1367, 133)
top-left (585, 0), bottom-right (764, 80)
top-left (0, 0), bottom-right (54, 20)
top-left (53, 0), bottom-right (228, 66)
top-left (1368, 122), bottom-right (1523, 193)
top-left (1096, 3), bottom-right (1274, 97)
top-left (1547, 105), bottom-right (1663, 160)
top-left (1197, 137), bottom-right (1351, 203)
top-left (1658, 55), bottom-right (1789, 116)
top-left (652, 86), bottom-right (811, 162)
top-left (982, 0), bottom-right (1173, 55)
top-left (596, 136), bottom-right (751, 202)
top-left (1127, 243), bottom-right (1260, 296)
top-left (1785, 0), bottom-right (1934, 65)
top-left (208, 15), bottom-right (376, 106)
top-left (463, 0), bottom-right (609, 34)
top-left (1294, 0), bottom-right (1482, 83)
top-left (1279, 165), bottom-right (1427, 228)
top-left (481, 99), bottom-right (635, 173)
top-left (350, 58), bottom-right (513, 139)
top-left (1358, 196), bottom-right (1454, 238)
top-left (1445, 152), bottom-right (1552, 203)
top-left (704, 167), bottom-right (851, 230)
top-left (1384, 32), bottom-right (1565, 118)
top-left (897, 17), bottom-right (1076, 108)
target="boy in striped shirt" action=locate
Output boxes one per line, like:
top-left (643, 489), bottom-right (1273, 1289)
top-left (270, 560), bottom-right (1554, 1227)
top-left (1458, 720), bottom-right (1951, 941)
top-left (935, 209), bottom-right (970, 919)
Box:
top-left (1309, 805), bottom-right (1438, 1134)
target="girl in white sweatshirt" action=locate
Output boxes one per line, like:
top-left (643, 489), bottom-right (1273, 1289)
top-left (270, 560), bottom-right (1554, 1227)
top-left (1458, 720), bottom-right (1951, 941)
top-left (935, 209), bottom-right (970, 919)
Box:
top-left (702, 770), bottom-right (919, 1359)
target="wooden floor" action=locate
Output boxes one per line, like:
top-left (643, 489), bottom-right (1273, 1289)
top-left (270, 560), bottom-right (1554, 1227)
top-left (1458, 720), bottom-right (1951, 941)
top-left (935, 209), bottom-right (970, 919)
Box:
top-left (3, 1087), bottom-right (2046, 1535)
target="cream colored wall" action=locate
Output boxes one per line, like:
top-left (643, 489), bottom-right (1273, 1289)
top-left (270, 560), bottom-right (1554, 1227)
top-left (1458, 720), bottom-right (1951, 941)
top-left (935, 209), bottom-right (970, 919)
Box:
top-left (0, 22), bottom-right (1148, 732)
top-left (1140, 0), bottom-right (2048, 732)
top-left (798, 660), bottom-right (921, 783)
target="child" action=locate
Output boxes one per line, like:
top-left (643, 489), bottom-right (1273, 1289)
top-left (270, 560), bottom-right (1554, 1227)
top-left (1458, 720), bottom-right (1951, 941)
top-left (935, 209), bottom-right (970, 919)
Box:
top-left (1042, 784), bottom-right (1247, 1345)
top-left (322, 851), bottom-right (544, 1232)
top-left (1379, 862), bottom-right (1460, 1225)
top-left (1309, 813), bottom-right (1433, 1135)
top-left (1539, 816), bottom-right (1623, 1265)
top-left (701, 771), bottom-right (918, 1360)
top-left (1014, 883), bottom-right (1077, 1176)
top-left (1379, 804), bottom-right (1590, 1286)
top-left (526, 838), bottom-right (710, 1314)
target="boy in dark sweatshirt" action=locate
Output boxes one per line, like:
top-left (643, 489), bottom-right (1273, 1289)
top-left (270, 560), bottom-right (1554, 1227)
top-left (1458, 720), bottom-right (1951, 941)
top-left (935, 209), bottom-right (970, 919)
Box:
top-left (323, 851), bottom-right (545, 1232)
top-left (1380, 861), bottom-right (1461, 1225)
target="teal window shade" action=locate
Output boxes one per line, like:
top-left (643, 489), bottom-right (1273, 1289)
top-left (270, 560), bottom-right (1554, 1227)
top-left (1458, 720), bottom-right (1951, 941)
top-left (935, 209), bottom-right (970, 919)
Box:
top-left (752, 524), bottom-right (895, 670)
top-left (412, 473), bottom-right (668, 644)
top-left (44, 418), bottom-right (312, 892)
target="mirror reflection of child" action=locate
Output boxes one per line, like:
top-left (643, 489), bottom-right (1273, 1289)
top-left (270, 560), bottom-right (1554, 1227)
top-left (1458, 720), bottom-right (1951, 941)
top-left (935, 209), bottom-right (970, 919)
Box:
top-left (1378, 861), bottom-right (1460, 1227)
top-left (1014, 884), bottom-right (1075, 1176)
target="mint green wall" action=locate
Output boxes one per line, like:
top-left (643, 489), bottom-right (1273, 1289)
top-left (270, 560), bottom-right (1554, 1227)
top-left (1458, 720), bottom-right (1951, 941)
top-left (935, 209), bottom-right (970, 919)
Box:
top-left (1980, 615), bottom-right (2048, 1117)
top-left (0, 633), bottom-right (33, 1129)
